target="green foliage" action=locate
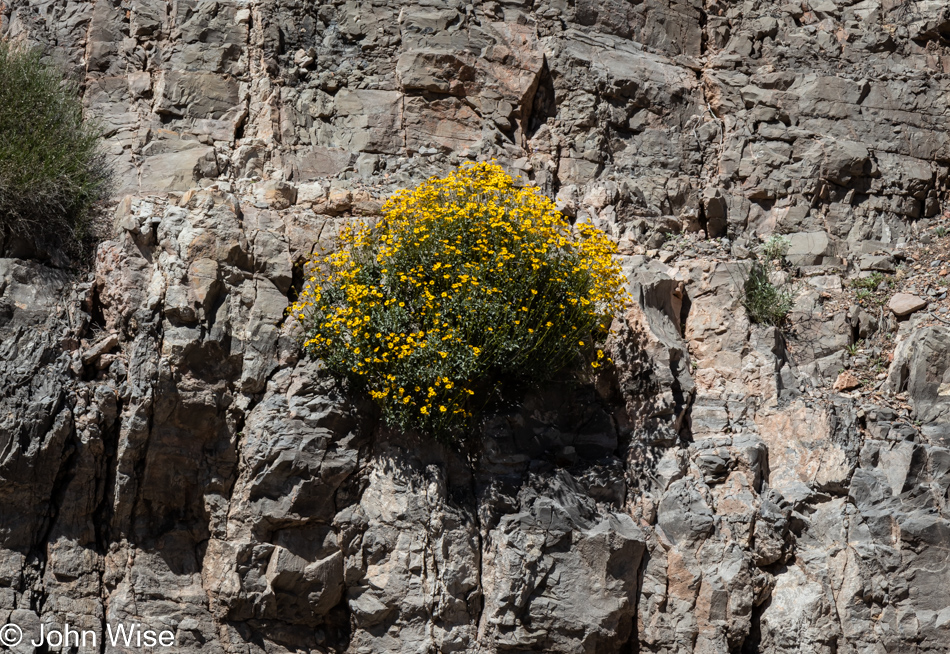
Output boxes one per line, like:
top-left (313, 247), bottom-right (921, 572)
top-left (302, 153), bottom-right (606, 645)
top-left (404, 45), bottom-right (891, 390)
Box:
top-left (0, 43), bottom-right (111, 246)
top-left (851, 272), bottom-right (884, 292)
top-left (291, 163), bottom-right (629, 440)
top-left (740, 234), bottom-right (795, 326)
top-left (742, 260), bottom-right (796, 326)
top-left (936, 226), bottom-right (947, 238)
top-left (760, 234), bottom-right (791, 264)
top-left (851, 272), bottom-right (893, 307)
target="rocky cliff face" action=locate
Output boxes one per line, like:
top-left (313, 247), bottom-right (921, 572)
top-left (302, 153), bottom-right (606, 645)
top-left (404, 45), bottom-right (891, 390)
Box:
top-left (2, 1), bottom-right (950, 652)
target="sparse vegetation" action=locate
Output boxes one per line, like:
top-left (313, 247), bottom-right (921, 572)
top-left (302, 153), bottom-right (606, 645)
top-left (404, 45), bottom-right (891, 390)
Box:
top-left (851, 272), bottom-right (894, 307)
top-left (741, 234), bottom-right (796, 326)
top-left (742, 261), bottom-right (796, 326)
top-left (0, 43), bottom-right (111, 248)
top-left (851, 272), bottom-right (884, 292)
top-left (872, 356), bottom-right (888, 374)
top-left (760, 234), bottom-right (791, 264)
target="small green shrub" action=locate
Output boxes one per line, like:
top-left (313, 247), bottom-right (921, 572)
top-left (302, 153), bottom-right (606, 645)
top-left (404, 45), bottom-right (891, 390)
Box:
top-left (851, 272), bottom-right (884, 292)
top-left (760, 234), bottom-right (791, 264)
top-left (936, 226), bottom-right (947, 238)
top-left (742, 261), bottom-right (795, 326)
top-left (740, 234), bottom-right (795, 326)
top-left (291, 163), bottom-right (629, 440)
top-left (0, 42), bottom-right (111, 246)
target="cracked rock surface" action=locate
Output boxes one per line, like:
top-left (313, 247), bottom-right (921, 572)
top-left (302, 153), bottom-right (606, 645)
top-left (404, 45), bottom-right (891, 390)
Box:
top-left (2, 1), bottom-right (950, 653)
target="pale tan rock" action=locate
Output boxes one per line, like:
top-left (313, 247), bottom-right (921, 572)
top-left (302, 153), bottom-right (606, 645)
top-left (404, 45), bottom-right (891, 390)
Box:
top-left (832, 370), bottom-right (861, 391)
top-left (254, 180), bottom-right (297, 209)
top-left (139, 145), bottom-right (218, 192)
top-left (327, 188), bottom-right (352, 213)
top-left (888, 292), bottom-right (927, 317)
top-left (295, 181), bottom-right (325, 205)
top-left (81, 333), bottom-right (119, 364)
top-left (187, 257), bottom-right (221, 309)
top-left (755, 402), bottom-right (855, 493)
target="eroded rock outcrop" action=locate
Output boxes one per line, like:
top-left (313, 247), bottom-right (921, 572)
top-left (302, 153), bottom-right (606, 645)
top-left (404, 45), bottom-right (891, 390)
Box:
top-left (2, 1), bottom-right (950, 653)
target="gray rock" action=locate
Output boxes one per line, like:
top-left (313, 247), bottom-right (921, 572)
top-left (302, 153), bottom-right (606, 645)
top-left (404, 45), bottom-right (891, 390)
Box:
top-left (3, 0), bottom-right (950, 652)
top-left (887, 326), bottom-right (950, 442)
top-left (139, 145), bottom-right (218, 192)
top-left (859, 254), bottom-right (896, 273)
top-left (786, 232), bottom-right (834, 267)
top-left (479, 471), bottom-right (645, 653)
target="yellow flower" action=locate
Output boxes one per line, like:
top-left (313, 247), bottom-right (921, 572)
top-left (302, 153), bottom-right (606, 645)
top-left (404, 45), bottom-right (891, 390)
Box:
top-left (291, 161), bottom-right (628, 439)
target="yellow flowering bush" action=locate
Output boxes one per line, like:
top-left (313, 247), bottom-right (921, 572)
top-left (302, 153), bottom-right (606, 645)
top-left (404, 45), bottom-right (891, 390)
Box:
top-left (290, 162), bottom-right (628, 440)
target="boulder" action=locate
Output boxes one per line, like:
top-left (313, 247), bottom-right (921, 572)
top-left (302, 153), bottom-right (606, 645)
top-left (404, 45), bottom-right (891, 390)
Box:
top-left (833, 370), bottom-right (861, 392)
top-left (888, 293), bottom-right (927, 317)
top-left (785, 231), bottom-right (834, 266)
top-left (253, 180), bottom-right (297, 209)
top-left (887, 326), bottom-right (950, 442)
top-left (138, 145), bottom-right (218, 192)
